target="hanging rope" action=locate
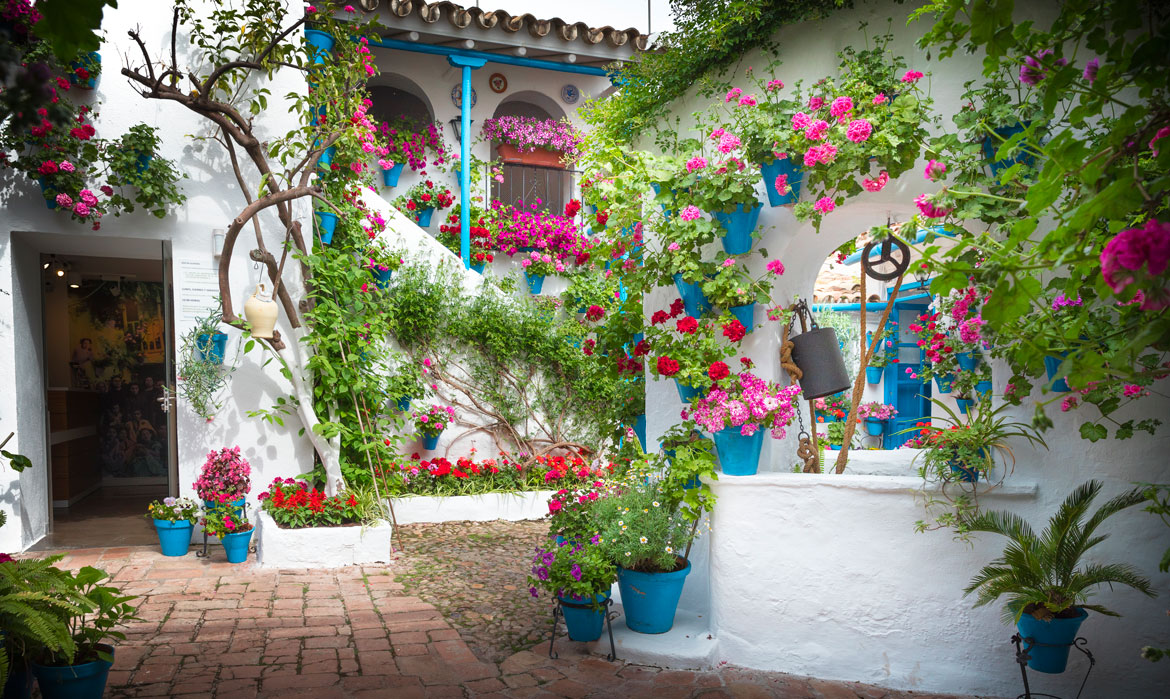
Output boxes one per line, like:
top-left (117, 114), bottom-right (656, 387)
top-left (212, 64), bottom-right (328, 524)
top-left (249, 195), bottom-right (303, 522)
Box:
top-left (780, 302), bottom-right (820, 473)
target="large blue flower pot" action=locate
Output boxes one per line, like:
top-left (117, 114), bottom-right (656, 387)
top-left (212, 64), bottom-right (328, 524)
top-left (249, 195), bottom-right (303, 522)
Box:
top-left (414, 207), bottom-right (435, 227)
top-left (674, 380), bottom-right (705, 404)
top-left (982, 122), bottom-right (1035, 177)
top-left (863, 419), bottom-right (884, 437)
top-left (196, 332), bottom-right (228, 364)
top-left (1044, 355), bottom-right (1070, 392)
top-left (203, 497), bottom-right (245, 522)
top-left (956, 351), bottom-right (978, 372)
top-left (760, 158), bottom-right (803, 206)
top-left (421, 433), bottom-right (441, 450)
top-left (558, 591), bottom-right (610, 642)
top-left (617, 559), bottom-right (690, 634)
top-left (370, 267), bottom-right (393, 290)
top-left (524, 273), bottom-right (545, 294)
top-left (153, 519), bottom-right (193, 557)
top-left (221, 528), bottom-right (254, 564)
top-left (713, 426), bottom-right (765, 476)
top-left (672, 274), bottom-right (711, 318)
top-left (304, 28), bottom-right (336, 65)
top-left (31, 644), bottom-right (113, 699)
top-left (315, 211), bottom-right (338, 244)
top-left (317, 145), bottom-right (335, 170)
top-left (865, 366), bottom-right (883, 384)
top-left (381, 161), bottom-right (405, 187)
top-left (713, 202), bottom-right (763, 254)
top-left (1016, 607), bottom-right (1088, 674)
top-left (729, 303), bottom-right (755, 331)
top-left (935, 373), bottom-right (954, 394)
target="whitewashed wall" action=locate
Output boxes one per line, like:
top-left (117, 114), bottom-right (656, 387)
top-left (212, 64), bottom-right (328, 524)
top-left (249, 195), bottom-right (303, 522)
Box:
top-left (631, 0), bottom-right (1170, 696)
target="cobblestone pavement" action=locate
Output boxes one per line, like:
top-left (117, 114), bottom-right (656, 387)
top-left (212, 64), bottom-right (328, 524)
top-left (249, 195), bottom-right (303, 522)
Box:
top-left (29, 542), bottom-right (992, 698)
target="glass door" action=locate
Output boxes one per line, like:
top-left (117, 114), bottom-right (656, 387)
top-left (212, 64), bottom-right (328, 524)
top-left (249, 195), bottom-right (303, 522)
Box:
top-left (161, 241), bottom-right (179, 495)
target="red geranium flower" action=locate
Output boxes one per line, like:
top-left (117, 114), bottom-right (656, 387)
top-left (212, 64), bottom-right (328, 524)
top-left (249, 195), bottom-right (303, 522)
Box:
top-left (676, 316), bottom-right (698, 334)
top-left (722, 319), bottom-right (747, 342)
top-left (651, 310), bottom-right (669, 325)
top-left (632, 340), bottom-right (649, 357)
top-left (586, 305), bottom-right (605, 322)
top-left (656, 356), bottom-right (680, 376)
top-left (669, 299), bottom-right (685, 317)
top-left (708, 361), bottom-right (730, 381)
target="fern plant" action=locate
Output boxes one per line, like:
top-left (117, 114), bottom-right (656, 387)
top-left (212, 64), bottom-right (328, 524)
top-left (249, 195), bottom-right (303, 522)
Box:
top-left (0, 556), bottom-right (85, 686)
top-left (963, 480), bottom-right (1157, 625)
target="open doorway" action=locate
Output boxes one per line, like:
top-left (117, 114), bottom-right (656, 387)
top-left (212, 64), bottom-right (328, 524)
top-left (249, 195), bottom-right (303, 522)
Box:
top-left (30, 245), bottom-right (177, 550)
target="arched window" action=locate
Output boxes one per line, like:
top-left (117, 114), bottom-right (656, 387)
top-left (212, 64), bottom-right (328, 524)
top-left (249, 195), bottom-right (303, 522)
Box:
top-left (488, 92), bottom-right (572, 215)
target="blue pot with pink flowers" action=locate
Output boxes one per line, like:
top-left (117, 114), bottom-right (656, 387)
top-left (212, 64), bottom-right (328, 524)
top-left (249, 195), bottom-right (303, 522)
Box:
top-left (713, 425), bottom-right (765, 476)
top-left (525, 272), bottom-right (545, 294)
top-left (369, 267), bottom-right (393, 290)
top-left (221, 528), bottom-right (254, 564)
top-left (381, 161), bottom-right (405, 187)
top-left (760, 157), bottom-right (803, 206)
top-left (421, 432), bottom-right (442, 450)
top-left (713, 202), bottom-right (763, 254)
top-left (1044, 354), bottom-right (1070, 392)
top-left (863, 418), bottom-right (885, 437)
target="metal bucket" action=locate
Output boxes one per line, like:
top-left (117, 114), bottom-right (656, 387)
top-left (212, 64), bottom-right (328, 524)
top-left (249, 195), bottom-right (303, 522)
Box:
top-left (790, 327), bottom-right (851, 399)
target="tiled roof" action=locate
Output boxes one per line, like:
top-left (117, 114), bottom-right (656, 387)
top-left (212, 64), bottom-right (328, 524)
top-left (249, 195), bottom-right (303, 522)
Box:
top-left (380, 0), bottom-right (650, 51)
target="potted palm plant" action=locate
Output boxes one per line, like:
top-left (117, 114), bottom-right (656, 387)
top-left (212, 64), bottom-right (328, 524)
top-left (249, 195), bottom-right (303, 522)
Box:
top-left (964, 480), bottom-right (1156, 674)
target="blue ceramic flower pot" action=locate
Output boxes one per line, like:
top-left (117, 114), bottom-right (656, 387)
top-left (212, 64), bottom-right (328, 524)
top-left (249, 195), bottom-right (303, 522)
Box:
top-left (525, 273), bottom-right (545, 295)
top-left (558, 591), bottom-right (611, 642)
top-left (674, 380), bottom-right (705, 404)
top-left (315, 211), bottom-right (338, 243)
top-left (304, 28), bottom-right (336, 65)
top-left (976, 379), bottom-right (993, 394)
top-left (948, 448), bottom-right (985, 482)
top-left (415, 207), bottom-right (435, 227)
top-left (713, 426), bottom-right (765, 476)
top-left (2, 661), bottom-right (33, 699)
top-left (317, 145), bottom-right (335, 170)
top-left (153, 519), bottom-right (193, 557)
top-left (616, 559), bottom-right (691, 634)
top-left (37, 178), bottom-right (57, 209)
top-left (956, 397), bottom-right (974, 415)
top-left (830, 445), bottom-right (842, 451)
top-left (370, 267), bottom-right (393, 290)
top-left (728, 303), bottom-right (755, 331)
top-left (935, 373), bottom-right (954, 394)
top-left (221, 528), bottom-right (254, 564)
top-left (625, 414), bottom-right (647, 452)
top-left (956, 352), bottom-right (978, 372)
top-left (1044, 355), bottom-right (1070, 392)
top-left (865, 366), bottom-right (883, 384)
top-left (713, 202), bottom-right (763, 254)
top-left (760, 158), bottom-right (803, 206)
top-left (381, 161), bottom-right (405, 187)
top-left (196, 332), bottom-right (228, 364)
top-left (68, 51), bottom-right (101, 90)
top-left (672, 274), bottom-right (711, 318)
top-left (1016, 607), bottom-right (1088, 674)
top-left (134, 153), bottom-right (152, 174)
top-left (982, 122), bottom-right (1035, 177)
top-left (32, 644), bottom-right (113, 699)
top-left (203, 497), bottom-right (246, 522)
top-left (396, 397), bottom-right (411, 412)
top-left (470, 262), bottom-right (486, 274)
top-left (421, 432), bottom-right (441, 450)
top-left (649, 182), bottom-right (675, 218)
top-left (863, 419), bottom-right (884, 437)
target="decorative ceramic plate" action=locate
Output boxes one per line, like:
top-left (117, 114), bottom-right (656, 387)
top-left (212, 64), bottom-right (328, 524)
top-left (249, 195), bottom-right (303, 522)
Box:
top-left (561, 84), bottom-right (579, 104)
top-left (489, 72), bottom-right (508, 93)
top-left (451, 84), bottom-right (478, 109)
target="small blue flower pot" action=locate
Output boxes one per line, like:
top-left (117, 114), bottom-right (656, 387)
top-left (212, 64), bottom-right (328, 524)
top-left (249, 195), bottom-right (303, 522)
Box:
top-left (982, 122), bottom-right (1035, 177)
top-left (713, 202), bottom-right (763, 255)
top-left (674, 380), bottom-right (705, 404)
top-left (221, 528), bottom-right (254, 564)
top-left (421, 432), bottom-right (441, 450)
top-left (956, 397), bottom-right (974, 415)
top-left (1016, 607), bottom-right (1088, 674)
top-left (396, 397), bottom-right (411, 412)
top-left (153, 519), bottom-right (193, 557)
top-left (37, 178), bottom-right (57, 209)
top-left (760, 157), bottom-right (803, 206)
top-left (935, 373), bottom-right (955, 394)
top-left (196, 332), bottom-right (228, 364)
top-left (649, 182), bottom-right (675, 218)
top-left (558, 591), bottom-right (610, 642)
top-left (32, 644), bottom-right (113, 699)
top-left (317, 146), bottom-right (335, 170)
top-left (1044, 354), bottom-right (1070, 392)
top-left (976, 379), bottom-right (993, 394)
top-left (203, 497), bottom-right (246, 522)
top-left (304, 28), bottom-right (336, 65)
top-left (865, 366), bottom-right (883, 384)
top-left (470, 262), bottom-right (486, 273)
top-left (672, 273), bottom-right (711, 318)
top-left (414, 207), bottom-right (435, 227)
top-left (830, 444), bottom-right (842, 451)
top-left (370, 267), bottom-right (393, 290)
top-left (713, 426), bottom-right (765, 476)
top-left (616, 559), bottom-right (691, 634)
top-left (381, 161), bottom-right (405, 187)
top-left (632, 413), bottom-right (647, 452)
top-left (863, 419), bottom-right (884, 437)
top-left (948, 448), bottom-right (985, 482)
top-left (956, 352), bottom-right (978, 372)
top-left (135, 153), bottom-right (153, 174)
top-left (315, 211), bottom-right (338, 243)
top-left (68, 51), bottom-right (101, 89)
top-left (525, 273), bottom-right (545, 294)
top-left (728, 302), bottom-right (755, 331)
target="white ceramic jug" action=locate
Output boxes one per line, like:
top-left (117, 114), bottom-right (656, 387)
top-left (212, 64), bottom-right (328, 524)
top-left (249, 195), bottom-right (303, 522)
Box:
top-left (244, 282), bottom-right (278, 339)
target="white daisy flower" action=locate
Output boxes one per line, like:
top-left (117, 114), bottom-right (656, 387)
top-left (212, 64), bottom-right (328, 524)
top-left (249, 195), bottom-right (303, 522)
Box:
top-left (666, 546), bottom-right (673, 553)
top-left (639, 536), bottom-right (648, 544)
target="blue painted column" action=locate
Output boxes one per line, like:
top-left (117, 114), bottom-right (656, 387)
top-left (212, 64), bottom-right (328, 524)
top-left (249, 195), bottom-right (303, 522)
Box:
top-left (447, 55), bottom-right (486, 269)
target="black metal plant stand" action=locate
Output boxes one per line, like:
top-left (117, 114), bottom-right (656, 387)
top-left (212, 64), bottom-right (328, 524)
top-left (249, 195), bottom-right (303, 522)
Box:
top-left (548, 597), bottom-right (618, 663)
top-left (1011, 633), bottom-right (1095, 699)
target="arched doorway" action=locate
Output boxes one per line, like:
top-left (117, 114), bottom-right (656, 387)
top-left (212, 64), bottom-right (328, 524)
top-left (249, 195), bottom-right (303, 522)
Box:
top-left (367, 74), bottom-right (435, 126)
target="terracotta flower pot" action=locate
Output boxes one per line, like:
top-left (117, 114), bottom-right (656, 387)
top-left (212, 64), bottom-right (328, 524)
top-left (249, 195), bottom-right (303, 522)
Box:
top-left (497, 143), bottom-right (565, 169)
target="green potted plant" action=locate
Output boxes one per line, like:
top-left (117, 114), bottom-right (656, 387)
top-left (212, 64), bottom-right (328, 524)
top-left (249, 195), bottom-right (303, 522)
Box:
top-left (145, 497), bottom-right (200, 557)
top-left (101, 124), bottom-right (187, 219)
top-left (682, 141), bottom-right (764, 251)
top-left (964, 480), bottom-right (1156, 674)
top-left (28, 563), bottom-right (139, 699)
top-left (699, 255), bottom-right (777, 332)
top-left (392, 179), bottom-right (455, 227)
top-left (177, 305), bottom-right (235, 422)
top-left (364, 239), bottom-right (405, 290)
top-left (825, 420), bottom-right (848, 450)
top-left (527, 538), bottom-right (617, 642)
top-left (1, 556), bottom-right (79, 699)
top-left (645, 309), bottom-right (735, 403)
top-left (202, 503), bottom-right (254, 564)
top-left (856, 401), bottom-right (898, 436)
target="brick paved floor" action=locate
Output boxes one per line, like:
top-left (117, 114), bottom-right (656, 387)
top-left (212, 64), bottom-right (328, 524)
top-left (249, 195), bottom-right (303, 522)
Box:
top-left (33, 546), bottom-right (989, 698)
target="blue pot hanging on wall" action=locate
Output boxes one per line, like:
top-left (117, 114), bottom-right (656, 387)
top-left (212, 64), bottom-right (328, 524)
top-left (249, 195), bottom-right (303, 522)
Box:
top-left (712, 426), bottom-right (765, 476)
top-left (728, 303), bottom-right (755, 331)
top-left (863, 419), bottom-right (884, 437)
top-left (304, 28), bottom-right (336, 64)
top-left (470, 262), bottom-right (486, 274)
top-left (196, 332), bottom-right (228, 364)
top-left (629, 414), bottom-right (647, 452)
top-left (1044, 355), bottom-right (1070, 392)
top-left (395, 396), bottom-right (411, 413)
top-left (713, 202), bottom-right (763, 255)
top-left (37, 178), bottom-right (57, 209)
top-left (381, 161), bottom-right (405, 187)
top-left (414, 207), bottom-right (435, 227)
top-left (315, 211), bottom-right (338, 244)
top-left (982, 121), bottom-right (1035, 177)
top-left (369, 267), bottom-right (393, 290)
top-left (421, 432), bottom-right (442, 450)
top-left (672, 274), bottom-right (711, 318)
top-left (674, 380), bottom-right (704, 404)
top-left (524, 272), bottom-right (545, 295)
top-left (865, 366), bottom-right (883, 384)
top-left (759, 158), bottom-right (803, 206)
top-left (956, 397), bottom-right (974, 415)
top-left (317, 145), bottom-right (335, 170)
top-left (935, 373), bottom-right (955, 394)
top-left (956, 352), bottom-right (978, 372)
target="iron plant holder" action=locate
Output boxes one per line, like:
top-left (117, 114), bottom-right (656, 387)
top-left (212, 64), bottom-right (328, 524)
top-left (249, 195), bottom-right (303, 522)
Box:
top-left (548, 596), bottom-right (618, 663)
top-left (1011, 633), bottom-right (1095, 699)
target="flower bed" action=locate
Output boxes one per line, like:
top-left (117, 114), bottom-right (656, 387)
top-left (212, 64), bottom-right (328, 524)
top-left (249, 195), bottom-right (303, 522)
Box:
top-left (375, 452), bottom-right (616, 497)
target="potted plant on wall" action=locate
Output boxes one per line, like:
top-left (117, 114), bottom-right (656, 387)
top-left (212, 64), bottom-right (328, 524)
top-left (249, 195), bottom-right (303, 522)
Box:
top-left (177, 304), bottom-right (236, 421)
top-left (646, 311), bottom-right (735, 404)
top-left (28, 564), bottom-right (139, 699)
top-left (413, 404), bottom-right (454, 451)
top-left (145, 497), bottom-right (200, 557)
top-left (527, 538), bottom-right (617, 642)
top-left (856, 401), bottom-right (898, 436)
top-left (480, 115), bottom-right (583, 169)
top-left (364, 240), bottom-right (405, 290)
top-left (964, 480), bottom-right (1156, 674)
top-left (683, 136), bottom-right (765, 253)
top-left (392, 179), bottom-right (454, 228)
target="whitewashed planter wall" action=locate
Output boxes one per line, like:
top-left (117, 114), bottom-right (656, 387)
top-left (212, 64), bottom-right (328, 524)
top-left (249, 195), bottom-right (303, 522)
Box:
top-left (255, 510), bottom-right (394, 568)
top-left (389, 490), bottom-right (554, 525)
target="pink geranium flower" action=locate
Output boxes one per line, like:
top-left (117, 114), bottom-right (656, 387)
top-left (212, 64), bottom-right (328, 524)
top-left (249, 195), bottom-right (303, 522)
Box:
top-left (814, 197), bottom-right (835, 214)
top-left (862, 171), bottom-right (889, 192)
top-left (846, 119), bottom-right (872, 143)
